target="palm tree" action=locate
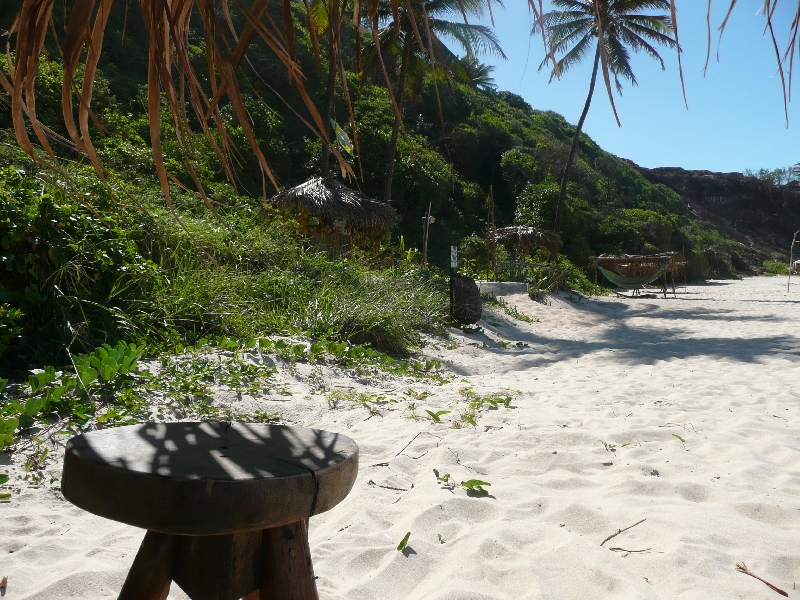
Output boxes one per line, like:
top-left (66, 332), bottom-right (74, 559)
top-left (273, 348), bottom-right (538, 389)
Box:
top-left (535, 0), bottom-right (677, 234)
top-left (459, 56), bottom-right (498, 91)
top-left (361, 0), bottom-right (505, 202)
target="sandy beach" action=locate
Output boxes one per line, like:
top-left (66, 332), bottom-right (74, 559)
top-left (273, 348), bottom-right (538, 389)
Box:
top-left (2, 276), bottom-right (799, 599)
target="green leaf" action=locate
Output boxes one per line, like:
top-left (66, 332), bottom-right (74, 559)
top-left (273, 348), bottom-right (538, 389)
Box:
top-left (461, 479), bottom-right (491, 496)
top-left (99, 356), bottom-right (119, 381)
top-left (0, 473), bottom-right (8, 485)
top-left (28, 366), bottom-right (56, 393)
top-left (673, 434), bottom-right (686, 443)
top-left (24, 396), bottom-right (46, 417)
top-left (397, 531), bottom-right (411, 552)
top-left (78, 365), bottom-right (98, 388)
top-left (0, 492), bottom-right (11, 502)
top-left (119, 354), bottom-right (134, 375)
top-left (425, 409), bottom-right (450, 423)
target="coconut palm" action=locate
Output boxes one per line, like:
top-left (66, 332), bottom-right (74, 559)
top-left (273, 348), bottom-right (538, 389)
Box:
top-left (535, 0), bottom-right (677, 234)
top-left (459, 56), bottom-right (498, 91)
top-left (361, 0), bottom-right (505, 202)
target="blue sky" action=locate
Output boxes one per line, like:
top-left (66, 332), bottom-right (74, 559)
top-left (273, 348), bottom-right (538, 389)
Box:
top-left (459, 1), bottom-right (800, 173)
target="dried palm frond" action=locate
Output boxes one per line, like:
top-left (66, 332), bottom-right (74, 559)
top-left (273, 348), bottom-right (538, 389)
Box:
top-left (3, 0), bottom-right (542, 216)
top-left (692, 0), bottom-right (800, 123)
top-left (1, 0), bottom-right (356, 208)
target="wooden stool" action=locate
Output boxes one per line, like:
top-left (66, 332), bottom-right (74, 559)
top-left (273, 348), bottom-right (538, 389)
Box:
top-left (61, 422), bottom-right (358, 600)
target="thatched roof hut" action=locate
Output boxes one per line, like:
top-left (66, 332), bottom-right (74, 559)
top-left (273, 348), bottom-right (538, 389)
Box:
top-left (487, 226), bottom-right (562, 256)
top-left (265, 177), bottom-right (399, 231)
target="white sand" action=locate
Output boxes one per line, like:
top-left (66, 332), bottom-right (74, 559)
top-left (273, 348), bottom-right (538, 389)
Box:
top-left (2, 276), bottom-right (799, 599)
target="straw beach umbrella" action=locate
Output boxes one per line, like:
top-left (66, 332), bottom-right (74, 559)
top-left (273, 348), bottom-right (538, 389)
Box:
top-left (266, 177), bottom-right (399, 232)
top-left (487, 226), bottom-right (562, 257)
top-left (487, 225), bottom-right (562, 280)
top-left (265, 177), bottom-right (399, 255)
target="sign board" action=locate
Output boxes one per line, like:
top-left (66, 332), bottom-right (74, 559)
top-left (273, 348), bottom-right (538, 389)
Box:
top-left (450, 246), bottom-right (458, 268)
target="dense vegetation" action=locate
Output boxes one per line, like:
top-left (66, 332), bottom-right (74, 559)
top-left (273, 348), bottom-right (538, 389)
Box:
top-left (0, 0), bottom-right (780, 379)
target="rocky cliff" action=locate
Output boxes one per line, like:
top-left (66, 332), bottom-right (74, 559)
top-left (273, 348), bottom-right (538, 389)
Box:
top-left (626, 162), bottom-right (800, 264)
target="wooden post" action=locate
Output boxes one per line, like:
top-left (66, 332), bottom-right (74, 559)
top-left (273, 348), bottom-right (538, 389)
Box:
top-left (423, 201), bottom-right (432, 266)
top-left (450, 246), bottom-right (457, 321)
top-left (789, 229), bottom-right (800, 292)
top-left (488, 186), bottom-right (497, 281)
top-left (172, 530), bottom-right (264, 600)
top-left (260, 520), bottom-right (319, 600)
top-left (118, 532), bottom-right (177, 600)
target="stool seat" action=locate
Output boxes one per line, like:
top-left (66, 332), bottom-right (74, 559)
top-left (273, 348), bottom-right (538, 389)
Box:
top-left (62, 422), bottom-right (359, 535)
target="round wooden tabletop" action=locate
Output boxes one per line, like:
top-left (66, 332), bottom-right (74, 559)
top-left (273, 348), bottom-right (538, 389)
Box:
top-left (61, 422), bottom-right (359, 535)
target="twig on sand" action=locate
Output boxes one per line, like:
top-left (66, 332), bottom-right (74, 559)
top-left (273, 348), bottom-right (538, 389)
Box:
top-left (394, 432), bottom-right (442, 458)
top-left (735, 562), bottom-right (788, 597)
top-left (395, 432), bottom-right (423, 457)
top-left (600, 519), bottom-right (646, 547)
top-left (609, 547), bottom-right (651, 554)
top-left (448, 448), bottom-right (486, 475)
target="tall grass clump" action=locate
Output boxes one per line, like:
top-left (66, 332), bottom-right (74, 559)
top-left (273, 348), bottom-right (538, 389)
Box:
top-left (143, 212), bottom-right (448, 355)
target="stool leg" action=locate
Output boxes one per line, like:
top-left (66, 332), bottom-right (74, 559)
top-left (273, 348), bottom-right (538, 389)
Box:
top-left (259, 520), bottom-right (319, 600)
top-left (118, 531), bottom-right (177, 600)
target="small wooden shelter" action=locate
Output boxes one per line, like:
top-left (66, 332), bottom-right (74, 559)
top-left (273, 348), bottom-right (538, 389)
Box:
top-left (265, 177), bottom-right (399, 255)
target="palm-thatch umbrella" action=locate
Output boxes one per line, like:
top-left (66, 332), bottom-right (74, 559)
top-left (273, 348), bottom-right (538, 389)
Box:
top-left (487, 226), bottom-right (562, 256)
top-left (486, 226), bottom-right (562, 280)
top-left (265, 177), bottom-right (399, 233)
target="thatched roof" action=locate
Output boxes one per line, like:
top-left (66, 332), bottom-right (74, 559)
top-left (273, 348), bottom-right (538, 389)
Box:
top-left (665, 252), bottom-right (688, 275)
top-left (592, 252), bottom-right (686, 277)
top-left (266, 177), bottom-right (399, 230)
top-left (487, 226), bottom-right (562, 255)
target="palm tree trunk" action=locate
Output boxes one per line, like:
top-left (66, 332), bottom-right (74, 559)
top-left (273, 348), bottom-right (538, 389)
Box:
top-left (555, 42), bottom-right (600, 234)
top-left (320, 30), bottom-right (336, 177)
top-left (384, 30), bottom-right (412, 202)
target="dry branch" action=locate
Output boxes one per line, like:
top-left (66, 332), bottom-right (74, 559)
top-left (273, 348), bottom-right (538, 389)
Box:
top-left (735, 562), bottom-right (789, 597)
top-left (600, 518), bottom-right (646, 547)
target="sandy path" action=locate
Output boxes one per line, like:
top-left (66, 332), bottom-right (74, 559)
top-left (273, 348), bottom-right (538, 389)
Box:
top-left (2, 277), bottom-right (799, 599)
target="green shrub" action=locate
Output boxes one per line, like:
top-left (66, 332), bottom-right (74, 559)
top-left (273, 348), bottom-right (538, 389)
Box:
top-left (763, 260), bottom-right (789, 275)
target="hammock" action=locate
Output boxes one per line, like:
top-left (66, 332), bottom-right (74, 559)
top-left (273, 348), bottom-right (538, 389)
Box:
top-left (597, 263), bottom-right (667, 288)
